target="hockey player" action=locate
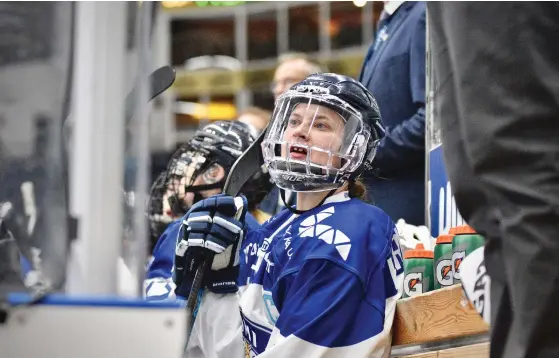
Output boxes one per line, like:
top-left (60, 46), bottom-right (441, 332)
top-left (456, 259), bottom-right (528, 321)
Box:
top-left (144, 120), bottom-right (273, 301)
top-left (146, 171), bottom-right (176, 254)
top-left (174, 74), bottom-right (405, 357)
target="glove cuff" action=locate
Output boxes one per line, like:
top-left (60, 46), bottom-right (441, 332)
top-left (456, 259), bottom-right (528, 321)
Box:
top-left (206, 266), bottom-right (239, 294)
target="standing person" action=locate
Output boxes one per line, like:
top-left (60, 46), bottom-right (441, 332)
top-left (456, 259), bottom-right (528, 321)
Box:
top-left (270, 53), bottom-right (326, 100)
top-left (358, 1), bottom-right (426, 226)
top-left (174, 74), bottom-right (404, 357)
top-left (144, 121), bottom-right (272, 301)
top-left (428, 3), bottom-right (559, 358)
top-left (259, 53), bottom-right (328, 216)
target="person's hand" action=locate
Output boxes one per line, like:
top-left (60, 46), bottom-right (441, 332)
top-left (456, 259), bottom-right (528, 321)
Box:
top-left (173, 194), bottom-right (247, 297)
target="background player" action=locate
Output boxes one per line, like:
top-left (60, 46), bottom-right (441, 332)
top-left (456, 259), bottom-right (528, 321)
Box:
top-left (144, 120), bottom-right (272, 301)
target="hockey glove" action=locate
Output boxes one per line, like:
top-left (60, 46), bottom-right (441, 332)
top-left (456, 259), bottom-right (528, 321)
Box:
top-left (174, 194), bottom-right (247, 297)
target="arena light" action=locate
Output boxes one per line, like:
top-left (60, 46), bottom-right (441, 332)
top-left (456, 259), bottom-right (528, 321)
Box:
top-left (161, 1), bottom-right (193, 9)
top-left (353, 0), bottom-right (367, 7)
top-left (174, 101), bottom-right (237, 121)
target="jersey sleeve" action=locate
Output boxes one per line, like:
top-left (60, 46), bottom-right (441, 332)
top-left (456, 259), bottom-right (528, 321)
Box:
top-left (188, 213), bottom-right (264, 357)
top-left (260, 258), bottom-right (396, 358)
top-left (144, 219), bottom-right (183, 301)
top-left (186, 291), bottom-right (245, 358)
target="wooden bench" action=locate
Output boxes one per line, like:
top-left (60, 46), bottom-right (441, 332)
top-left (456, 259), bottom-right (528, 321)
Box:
top-left (391, 285), bottom-right (490, 357)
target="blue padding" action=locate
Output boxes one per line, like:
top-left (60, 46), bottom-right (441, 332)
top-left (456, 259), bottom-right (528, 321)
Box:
top-left (8, 292), bottom-right (184, 309)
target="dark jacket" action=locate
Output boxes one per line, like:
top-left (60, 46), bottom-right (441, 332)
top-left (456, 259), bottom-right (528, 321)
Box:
top-left (358, 1), bottom-right (426, 225)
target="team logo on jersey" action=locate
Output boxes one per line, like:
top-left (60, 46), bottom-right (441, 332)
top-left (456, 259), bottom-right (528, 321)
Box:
top-left (144, 278), bottom-right (175, 301)
top-left (452, 251), bottom-right (466, 280)
top-left (436, 258), bottom-right (453, 286)
top-left (297, 206), bottom-right (352, 261)
top-left (404, 272), bottom-right (423, 297)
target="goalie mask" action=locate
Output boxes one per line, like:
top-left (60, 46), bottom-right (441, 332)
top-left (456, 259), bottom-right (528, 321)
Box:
top-left (262, 73), bottom-right (385, 193)
top-left (166, 120), bottom-right (273, 215)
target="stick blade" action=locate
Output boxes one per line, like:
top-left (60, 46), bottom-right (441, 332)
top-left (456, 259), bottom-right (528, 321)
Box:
top-left (223, 128), bottom-right (266, 197)
top-left (150, 65), bottom-right (176, 99)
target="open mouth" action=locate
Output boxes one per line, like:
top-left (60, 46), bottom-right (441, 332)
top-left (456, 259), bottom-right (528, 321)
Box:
top-left (289, 145), bottom-right (308, 159)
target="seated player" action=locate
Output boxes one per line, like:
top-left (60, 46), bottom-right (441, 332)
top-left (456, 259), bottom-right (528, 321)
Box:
top-left (144, 120), bottom-right (273, 301)
top-left (174, 74), bottom-right (405, 357)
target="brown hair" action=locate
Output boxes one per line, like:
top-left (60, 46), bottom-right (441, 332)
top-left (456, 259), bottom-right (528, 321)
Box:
top-left (348, 178), bottom-right (367, 201)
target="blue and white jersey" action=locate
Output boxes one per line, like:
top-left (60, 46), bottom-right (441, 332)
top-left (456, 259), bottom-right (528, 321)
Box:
top-left (238, 191), bottom-right (404, 358)
top-left (144, 213), bottom-right (261, 301)
top-left (144, 219), bottom-right (182, 300)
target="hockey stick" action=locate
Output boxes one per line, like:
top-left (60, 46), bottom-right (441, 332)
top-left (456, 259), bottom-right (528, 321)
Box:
top-left (125, 65), bottom-right (176, 123)
top-left (184, 128), bottom-right (268, 347)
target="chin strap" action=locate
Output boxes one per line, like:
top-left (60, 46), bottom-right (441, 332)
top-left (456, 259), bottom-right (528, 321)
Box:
top-left (184, 180), bottom-right (225, 193)
top-left (167, 180), bottom-right (226, 216)
top-left (280, 187), bottom-right (338, 215)
top-left (279, 171), bottom-right (362, 214)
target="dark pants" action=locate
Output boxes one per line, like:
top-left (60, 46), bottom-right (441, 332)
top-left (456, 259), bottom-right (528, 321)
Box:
top-left (428, 3), bottom-right (559, 358)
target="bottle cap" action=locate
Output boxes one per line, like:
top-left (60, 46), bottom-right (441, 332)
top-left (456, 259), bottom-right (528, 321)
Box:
top-left (452, 225), bottom-right (476, 235)
top-left (436, 234), bottom-right (454, 244)
top-left (404, 243), bottom-right (434, 259)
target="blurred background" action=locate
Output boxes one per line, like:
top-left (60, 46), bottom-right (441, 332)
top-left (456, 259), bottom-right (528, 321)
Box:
top-left (153, 0), bottom-right (383, 180)
top-left (0, 0), bottom-right (385, 298)
top-left (0, 0), bottom-right (384, 194)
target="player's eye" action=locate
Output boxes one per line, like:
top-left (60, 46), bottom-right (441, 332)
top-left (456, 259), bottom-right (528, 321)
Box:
top-left (288, 117), bottom-right (302, 127)
top-left (314, 121), bottom-right (331, 131)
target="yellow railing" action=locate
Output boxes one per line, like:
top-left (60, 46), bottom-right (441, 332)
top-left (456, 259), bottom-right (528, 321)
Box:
top-left (172, 53), bottom-right (365, 97)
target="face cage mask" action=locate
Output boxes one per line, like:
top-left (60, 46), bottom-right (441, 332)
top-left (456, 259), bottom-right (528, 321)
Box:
top-left (262, 91), bottom-right (372, 193)
top-left (146, 173), bottom-right (176, 248)
top-left (167, 148), bottom-right (226, 215)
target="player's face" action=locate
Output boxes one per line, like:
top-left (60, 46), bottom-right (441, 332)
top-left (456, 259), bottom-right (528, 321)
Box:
top-left (281, 104), bottom-right (345, 168)
top-left (162, 189), bottom-right (174, 218)
top-left (165, 174), bottom-right (188, 216)
top-left (182, 163), bottom-right (225, 208)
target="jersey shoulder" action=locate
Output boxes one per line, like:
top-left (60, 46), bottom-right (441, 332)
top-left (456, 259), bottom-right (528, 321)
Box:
top-left (273, 199), bottom-right (395, 284)
top-left (245, 211), bottom-right (262, 231)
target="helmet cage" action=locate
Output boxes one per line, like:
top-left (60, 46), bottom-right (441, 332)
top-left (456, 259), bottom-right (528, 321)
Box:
top-left (262, 90), bottom-right (372, 192)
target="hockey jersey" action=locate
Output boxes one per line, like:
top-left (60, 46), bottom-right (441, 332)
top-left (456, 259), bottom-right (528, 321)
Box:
top-left (237, 191), bottom-right (404, 357)
top-left (148, 192), bottom-right (404, 358)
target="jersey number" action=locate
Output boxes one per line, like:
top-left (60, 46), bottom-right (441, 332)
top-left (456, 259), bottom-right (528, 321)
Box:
top-left (388, 233), bottom-right (404, 276)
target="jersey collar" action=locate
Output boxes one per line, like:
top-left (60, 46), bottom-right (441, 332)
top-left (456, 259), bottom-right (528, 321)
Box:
top-left (323, 191), bottom-right (351, 205)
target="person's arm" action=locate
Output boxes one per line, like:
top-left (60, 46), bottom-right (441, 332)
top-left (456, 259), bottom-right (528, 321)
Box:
top-left (186, 291), bottom-right (245, 358)
top-left (373, 9), bottom-right (427, 174)
top-left (184, 224), bottom-right (266, 358)
top-left (144, 220), bottom-right (182, 300)
top-left (259, 257), bottom-right (398, 358)
top-left (173, 194), bottom-right (253, 358)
